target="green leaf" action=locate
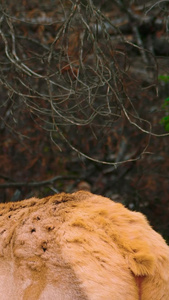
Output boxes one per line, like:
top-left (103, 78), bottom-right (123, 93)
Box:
top-left (164, 97), bottom-right (169, 105)
top-left (165, 123), bottom-right (169, 132)
top-left (158, 75), bottom-right (169, 82)
top-left (162, 98), bottom-right (169, 109)
top-left (160, 115), bottom-right (169, 125)
top-left (44, 146), bottom-right (50, 153)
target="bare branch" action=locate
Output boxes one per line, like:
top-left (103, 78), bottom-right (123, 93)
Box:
top-left (0, 175), bottom-right (82, 188)
top-left (0, 0), bottom-right (168, 165)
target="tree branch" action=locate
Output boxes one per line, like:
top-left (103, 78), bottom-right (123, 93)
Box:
top-left (0, 175), bottom-right (82, 188)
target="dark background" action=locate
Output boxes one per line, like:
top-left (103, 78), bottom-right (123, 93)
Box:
top-left (0, 0), bottom-right (169, 240)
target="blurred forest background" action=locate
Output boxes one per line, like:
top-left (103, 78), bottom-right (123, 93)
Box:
top-left (0, 0), bottom-right (169, 239)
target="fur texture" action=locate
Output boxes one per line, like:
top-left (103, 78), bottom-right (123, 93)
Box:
top-left (0, 191), bottom-right (169, 299)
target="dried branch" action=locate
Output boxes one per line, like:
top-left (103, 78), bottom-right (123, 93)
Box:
top-left (0, 0), bottom-right (168, 166)
top-left (0, 175), bottom-right (82, 188)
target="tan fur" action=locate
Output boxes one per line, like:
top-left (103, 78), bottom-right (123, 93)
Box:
top-left (0, 191), bottom-right (169, 299)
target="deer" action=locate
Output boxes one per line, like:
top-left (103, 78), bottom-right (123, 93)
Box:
top-left (0, 191), bottom-right (168, 300)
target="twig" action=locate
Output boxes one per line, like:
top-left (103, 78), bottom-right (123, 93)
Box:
top-left (0, 175), bottom-right (82, 188)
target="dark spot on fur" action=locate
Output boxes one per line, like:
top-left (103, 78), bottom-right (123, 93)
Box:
top-left (41, 241), bottom-right (47, 252)
top-left (31, 228), bottom-right (36, 233)
top-left (47, 225), bottom-right (55, 231)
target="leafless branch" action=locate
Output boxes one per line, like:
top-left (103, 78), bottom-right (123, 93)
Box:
top-left (0, 0), bottom-right (168, 165)
top-left (0, 175), bottom-right (82, 188)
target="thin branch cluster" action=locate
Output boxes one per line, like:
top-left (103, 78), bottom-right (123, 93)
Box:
top-left (0, 0), bottom-right (168, 165)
